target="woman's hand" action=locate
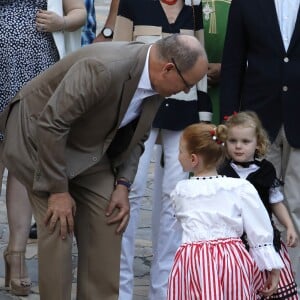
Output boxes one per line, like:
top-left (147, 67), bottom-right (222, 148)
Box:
top-left (207, 63), bottom-right (221, 87)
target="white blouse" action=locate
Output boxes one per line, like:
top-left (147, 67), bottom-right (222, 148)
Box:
top-left (171, 176), bottom-right (284, 271)
top-left (230, 162), bottom-right (284, 204)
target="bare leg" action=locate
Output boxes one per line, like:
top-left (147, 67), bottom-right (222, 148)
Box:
top-left (6, 173), bottom-right (32, 252)
top-left (4, 172), bottom-right (32, 295)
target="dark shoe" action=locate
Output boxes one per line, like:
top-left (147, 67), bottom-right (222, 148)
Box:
top-left (29, 223), bottom-right (37, 239)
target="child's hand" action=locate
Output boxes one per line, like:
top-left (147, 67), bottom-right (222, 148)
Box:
top-left (260, 269), bottom-right (280, 297)
top-left (36, 10), bottom-right (65, 33)
top-left (286, 226), bottom-right (299, 247)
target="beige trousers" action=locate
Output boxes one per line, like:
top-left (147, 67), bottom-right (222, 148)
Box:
top-left (3, 102), bottom-right (122, 299)
top-left (28, 158), bottom-right (122, 300)
top-left (267, 126), bottom-right (300, 288)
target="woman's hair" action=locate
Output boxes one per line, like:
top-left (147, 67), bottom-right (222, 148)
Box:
top-left (223, 111), bottom-right (270, 157)
top-left (182, 123), bottom-right (226, 169)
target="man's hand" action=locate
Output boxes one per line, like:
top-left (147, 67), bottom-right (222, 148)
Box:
top-left (260, 269), bottom-right (280, 297)
top-left (105, 185), bottom-right (130, 234)
top-left (44, 192), bottom-right (76, 240)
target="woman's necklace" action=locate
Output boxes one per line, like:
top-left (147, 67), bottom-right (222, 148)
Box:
top-left (161, 0), bottom-right (178, 5)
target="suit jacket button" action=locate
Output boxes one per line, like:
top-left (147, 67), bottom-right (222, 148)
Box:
top-left (282, 86), bottom-right (288, 92)
top-left (92, 156), bottom-right (98, 162)
top-left (283, 57), bottom-right (289, 63)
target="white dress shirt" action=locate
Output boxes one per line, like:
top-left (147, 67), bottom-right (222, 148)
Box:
top-left (274, 0), bottom-right (300, 51)
top-left (120, 46), bottom-right (157, 128)
top-left (230, 162), bottom-right (284, 204)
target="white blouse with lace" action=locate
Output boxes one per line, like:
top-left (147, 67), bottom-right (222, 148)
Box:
top-left (171, 176), bottom-right (284, 271)
top-left (230, 162), bottom-right (284, 204)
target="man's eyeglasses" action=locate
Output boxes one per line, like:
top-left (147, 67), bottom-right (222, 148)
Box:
top-left (171, 57), bottom-right (193, 90)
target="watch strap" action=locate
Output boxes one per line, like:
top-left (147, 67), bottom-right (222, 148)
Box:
top-left (115, 179), bottom-right (131, 191)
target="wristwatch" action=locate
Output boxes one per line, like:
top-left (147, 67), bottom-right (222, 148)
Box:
top-left (101, 27), bottom-right (114, 39)
top-left (115, 178), bottom-right (132, 191)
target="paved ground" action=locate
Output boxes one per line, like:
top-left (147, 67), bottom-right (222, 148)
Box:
top-left (0, 1), bottom-right (152, 299)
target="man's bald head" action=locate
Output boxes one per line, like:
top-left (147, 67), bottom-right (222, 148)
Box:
top-left (155, 34), bottom-right (207, 72)
top-left (149, 34), bottom-right (208, 96)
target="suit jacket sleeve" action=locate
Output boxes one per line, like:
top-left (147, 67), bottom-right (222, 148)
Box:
top-left (115, 130), bottom-right (149, 183)
top-left (34, 58), bottom-right (111, 193)
top-left (220, 0), bottom-right (247, 121)
top-left (116, 95), bottom-right (163, 182)
top-left (108, 96), bottom-right (163, 183)
top-left (106, 118), bottom-right (148, 182)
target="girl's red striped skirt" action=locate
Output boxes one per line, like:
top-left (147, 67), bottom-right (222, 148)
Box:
top-left (167, 238), bottom-right (261, 300)
top-left (258, 242), bottom-right (298, 299)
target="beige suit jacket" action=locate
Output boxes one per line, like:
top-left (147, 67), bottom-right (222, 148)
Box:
top-left (1, 41), bottom-right (163, 193)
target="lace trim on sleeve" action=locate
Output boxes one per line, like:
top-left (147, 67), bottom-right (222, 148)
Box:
top-left (249, 243), bottom-right (284, 271)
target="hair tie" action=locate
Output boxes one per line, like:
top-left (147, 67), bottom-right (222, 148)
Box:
top-left (223, 111), bottom-right (238, 121)
top-left (210, 129), bottom-right (217, 140)
top-left (209, 129), bottom-right (224, 146)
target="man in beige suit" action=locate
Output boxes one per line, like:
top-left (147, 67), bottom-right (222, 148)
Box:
top-left (0, 34), bottom-right (207, 300)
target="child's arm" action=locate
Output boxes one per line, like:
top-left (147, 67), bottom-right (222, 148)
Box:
top-left (241, 182), bottom-right (284, 271)
top-left (271, 202), bottom-right (299, 247)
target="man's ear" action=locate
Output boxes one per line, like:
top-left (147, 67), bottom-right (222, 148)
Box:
top-left (163, 62), bottom-right (174, 72)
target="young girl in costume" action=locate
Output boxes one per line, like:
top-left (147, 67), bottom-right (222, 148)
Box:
top-left (218, 111), bottom-right (299, 299)
top-left (167, 122), bottom-right (284, 300)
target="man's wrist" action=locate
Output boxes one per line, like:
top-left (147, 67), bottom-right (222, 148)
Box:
top-left (115, 178), bottom-right (131, 191)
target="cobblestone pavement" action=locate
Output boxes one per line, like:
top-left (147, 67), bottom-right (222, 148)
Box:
top-left (0, 1), bottom-right (152, 299)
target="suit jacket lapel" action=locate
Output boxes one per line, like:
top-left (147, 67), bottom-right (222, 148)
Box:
top-left (130, 94), bottom-right (163, 143)
top-left (288, 4), bottom-right (300, 53)
top-left (259, 0), bottom-right (286, 54)
top-left (116, 45), bottom-right (150, 127)
top-left (112, 94), bottom-right (163, 166)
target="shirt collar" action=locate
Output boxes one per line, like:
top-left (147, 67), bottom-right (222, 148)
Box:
top-left (137, 45), bottom-right (155, 92)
